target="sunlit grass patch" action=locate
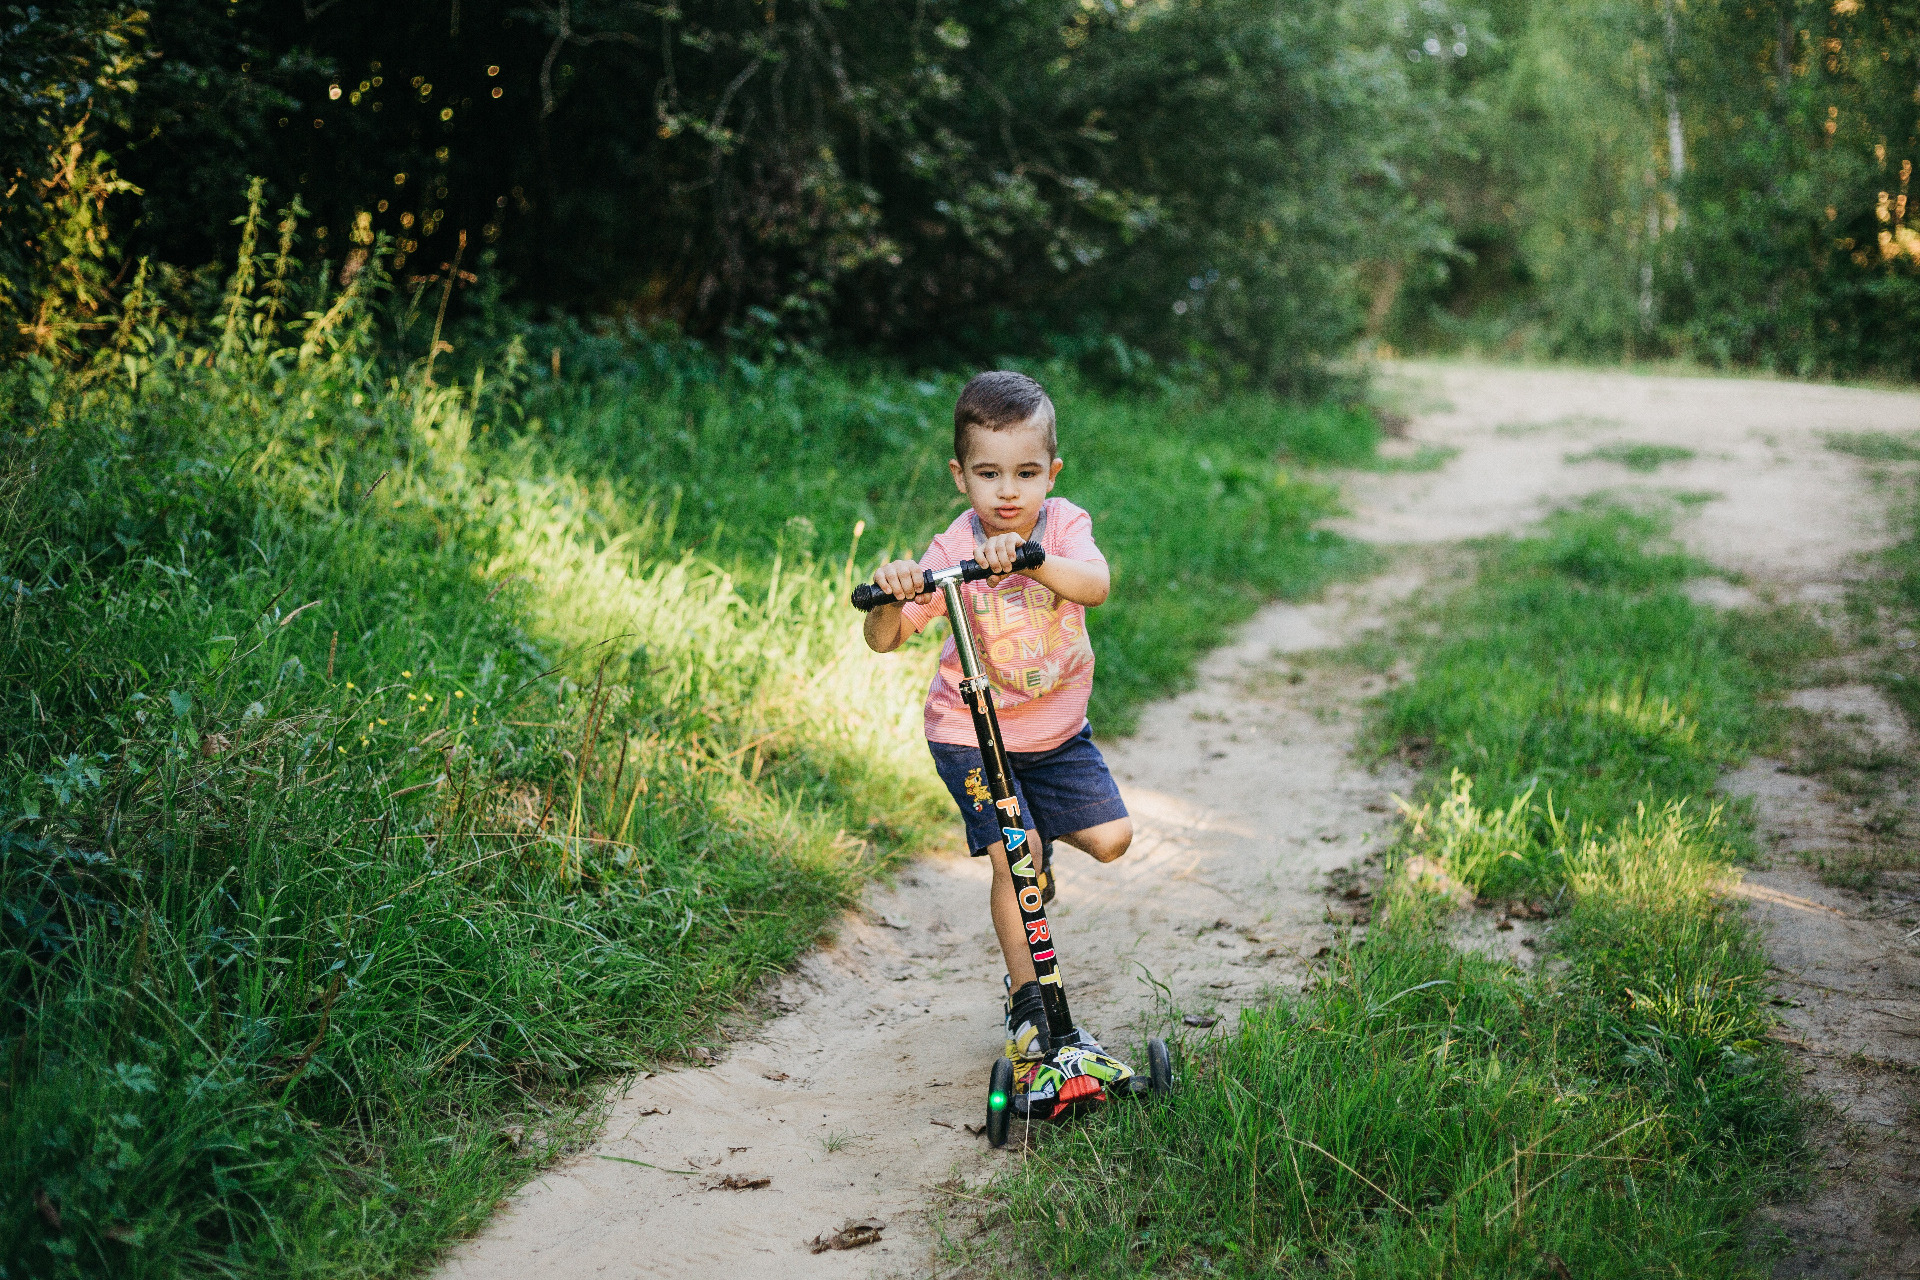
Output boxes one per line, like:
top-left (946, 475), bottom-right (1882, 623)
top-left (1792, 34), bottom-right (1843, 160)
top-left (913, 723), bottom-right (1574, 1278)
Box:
top-left (970, 503), bottom-right (1801, 1277)
top-left (1823, 430), bottom-right (1920, 462)
top-left (1568, 442), bottom-right (1698, 472)
top-left (0, 204), bottom-right (1382, 1274)
top-left (526, 357), bottom-right (1378, 736)
top-left (980, 811), bottom-right (1789, 1276)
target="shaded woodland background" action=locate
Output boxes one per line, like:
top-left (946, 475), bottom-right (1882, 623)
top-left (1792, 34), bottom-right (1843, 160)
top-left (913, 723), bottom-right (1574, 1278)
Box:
top-left (8, 3), bottom-right (1920, 1273)
top-left (12, 0), bottom-right (1920, 383)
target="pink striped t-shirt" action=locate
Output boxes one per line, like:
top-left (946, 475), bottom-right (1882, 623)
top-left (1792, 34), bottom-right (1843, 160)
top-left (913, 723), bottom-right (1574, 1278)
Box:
top-left (899, 497), bottom-right (1105, 752)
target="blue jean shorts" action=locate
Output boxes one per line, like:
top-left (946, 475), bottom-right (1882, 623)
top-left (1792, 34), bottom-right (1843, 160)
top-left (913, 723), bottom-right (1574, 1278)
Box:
top-left (928, 722), bottom-right (1130, 857)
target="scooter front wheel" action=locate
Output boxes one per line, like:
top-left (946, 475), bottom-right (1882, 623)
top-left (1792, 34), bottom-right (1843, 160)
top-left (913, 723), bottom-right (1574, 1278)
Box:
top-left (987, 1057), bottom-right (1015, 1148)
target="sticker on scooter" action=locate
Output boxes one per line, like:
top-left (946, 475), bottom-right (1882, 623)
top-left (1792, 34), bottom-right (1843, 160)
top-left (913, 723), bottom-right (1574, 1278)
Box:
top-left (1009, 853), bottom-right (1036, 878)
top-left (1002, 827), bottom-right (1027, 851)
top-left (1019, 886), bottom-right (1043, 912)
top-left (995, 794), bottom-right (1022, 818)
top-left (1025, 919), bottom-right (1050, 944)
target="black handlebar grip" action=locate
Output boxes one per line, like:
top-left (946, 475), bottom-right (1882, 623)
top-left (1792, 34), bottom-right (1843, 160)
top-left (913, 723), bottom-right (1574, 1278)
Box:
top-left (849, 541), bottom-right (1045, 610)
top-left (850, 581), bottom-right (901, 612)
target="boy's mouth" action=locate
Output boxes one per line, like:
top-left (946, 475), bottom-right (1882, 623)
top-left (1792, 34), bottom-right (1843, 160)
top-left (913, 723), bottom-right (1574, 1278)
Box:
top-left (994, 505), bottom-right (1024, 520)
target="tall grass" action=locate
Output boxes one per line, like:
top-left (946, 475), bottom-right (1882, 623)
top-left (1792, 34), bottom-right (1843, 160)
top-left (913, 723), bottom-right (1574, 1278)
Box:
top-left (514, 335), bottom-right (1378, 731)
top-left (0, 200), bottom-right (1376, 1277)
top-left (1371, 503), bottom-right (1764, 897)
top-left (977, 506), bottom-right (1800, 1278)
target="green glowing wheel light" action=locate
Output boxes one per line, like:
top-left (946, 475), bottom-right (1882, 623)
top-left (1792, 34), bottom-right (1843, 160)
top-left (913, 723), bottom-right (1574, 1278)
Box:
top-left (987, 1058), bottom-right (1014, 1147)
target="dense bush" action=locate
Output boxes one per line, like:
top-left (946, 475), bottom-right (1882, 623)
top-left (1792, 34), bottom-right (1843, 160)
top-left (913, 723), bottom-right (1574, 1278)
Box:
top-left (1, 0), bottom-right (1463, 385)
top-left (1389, 0), bottom-right (1920, 378)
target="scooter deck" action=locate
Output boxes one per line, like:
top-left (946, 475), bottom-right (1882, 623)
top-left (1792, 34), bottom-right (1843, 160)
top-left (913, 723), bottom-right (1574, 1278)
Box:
top-left (1006, 1040), bottom-right (1143, 1118)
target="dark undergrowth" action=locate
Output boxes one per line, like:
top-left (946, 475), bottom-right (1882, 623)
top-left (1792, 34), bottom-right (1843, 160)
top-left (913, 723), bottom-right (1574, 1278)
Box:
top-left (968, 504), bottom-right (1805, 1277)
top-left (0, 211), bottom-right (1375, 1277)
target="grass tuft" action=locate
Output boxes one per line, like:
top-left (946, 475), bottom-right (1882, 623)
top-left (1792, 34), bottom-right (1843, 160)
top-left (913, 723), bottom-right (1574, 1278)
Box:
top-left (968, 502), bottom-right (1802, 1277)
top-left (1569, 442), bottom-right (1698, 472)
top-left (0, 231), bottom-right (1377, 1272)
top-left (1823, 430), bottom-right (1920, 462)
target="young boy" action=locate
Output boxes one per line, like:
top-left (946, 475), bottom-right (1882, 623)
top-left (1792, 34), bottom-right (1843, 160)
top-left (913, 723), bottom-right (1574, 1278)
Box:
top-left (862, 370), bottom-right (1132, 1061)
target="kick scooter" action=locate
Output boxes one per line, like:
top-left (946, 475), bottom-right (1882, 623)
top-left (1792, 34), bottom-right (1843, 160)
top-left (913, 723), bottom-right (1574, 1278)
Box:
top-left (853, 541), bottom-right (1171, 1147)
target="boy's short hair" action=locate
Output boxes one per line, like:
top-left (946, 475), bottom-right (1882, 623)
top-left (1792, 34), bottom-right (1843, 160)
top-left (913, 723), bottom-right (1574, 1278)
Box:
top-left (954, 371), bottom-right (1057, 463)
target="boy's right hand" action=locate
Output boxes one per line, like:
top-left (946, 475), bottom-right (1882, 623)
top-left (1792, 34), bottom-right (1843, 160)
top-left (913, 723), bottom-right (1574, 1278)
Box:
top-left (873, 558), bottom-right (933, 607)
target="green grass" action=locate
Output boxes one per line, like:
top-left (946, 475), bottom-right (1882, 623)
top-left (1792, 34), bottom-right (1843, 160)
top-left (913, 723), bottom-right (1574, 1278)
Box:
top-left (0, 220), bottom-right (1376, 1276)
top-left (969, 505), bottom-right (1801, 1277)
top-left (1781, 442), bottom-right (1920, 879)
top-left (1568, 442), bottom-right (1698, 472)
top-left (1362, 443), bottom-right (1460, 473)
top-left (1823, 430), bottom-right (1920, 463)
top-left (1368, 504), bottom-right (1765, 895)
top-left (526, 351), bottom-right (1377, 731)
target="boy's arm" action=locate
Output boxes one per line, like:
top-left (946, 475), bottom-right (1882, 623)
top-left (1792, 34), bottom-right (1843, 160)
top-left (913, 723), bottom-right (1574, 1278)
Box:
top-left (1026, 553), bottom-right (1109, 607)
top-left (862, 558), bottom-right (934, 653)
top-left (863, 603), bottom-right (910, 653)
top-left (976, 535), bottom-right (1110, 607)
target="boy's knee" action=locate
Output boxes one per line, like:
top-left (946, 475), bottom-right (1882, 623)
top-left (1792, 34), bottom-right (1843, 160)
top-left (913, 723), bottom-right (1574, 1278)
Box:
top-left (1072, 817), bottom-right (1132, 864)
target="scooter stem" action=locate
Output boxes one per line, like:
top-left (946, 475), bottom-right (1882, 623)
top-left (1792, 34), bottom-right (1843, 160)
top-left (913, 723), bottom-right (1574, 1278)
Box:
top-left (936, 574), bottom-right (988, 683)
top-left (935, 575), bottom-right (1076, 1042)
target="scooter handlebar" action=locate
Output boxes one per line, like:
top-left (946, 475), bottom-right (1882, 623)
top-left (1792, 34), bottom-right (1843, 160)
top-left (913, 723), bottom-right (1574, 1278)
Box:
top-left (850, 541), bottom-right (1046, 611)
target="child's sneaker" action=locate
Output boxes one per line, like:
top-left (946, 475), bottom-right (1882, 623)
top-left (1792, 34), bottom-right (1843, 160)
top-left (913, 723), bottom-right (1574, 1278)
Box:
top-left (1060, 1024), bottom-right (1106, 1053)
top-left (1003, 978), bottom-right (1053, 1061)
top-left (1037, 839), bottom-right (1056, 905)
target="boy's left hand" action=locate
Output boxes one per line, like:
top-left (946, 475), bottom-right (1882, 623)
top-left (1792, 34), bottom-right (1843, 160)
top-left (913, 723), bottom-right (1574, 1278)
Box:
top-left (975, 532), bottom-right (1028, 584)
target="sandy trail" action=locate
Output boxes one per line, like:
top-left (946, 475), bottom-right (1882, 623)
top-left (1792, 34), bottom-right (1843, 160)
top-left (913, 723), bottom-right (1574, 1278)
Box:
top-left (442, 362), bottom-right (1920, 1279)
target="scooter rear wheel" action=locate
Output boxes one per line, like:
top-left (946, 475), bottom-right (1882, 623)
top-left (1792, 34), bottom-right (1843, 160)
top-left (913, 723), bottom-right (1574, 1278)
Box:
top-left (1146, 1037), bottom-right (1172, 1095)
top-left (987, 1057), bottom-right (1015, 1148)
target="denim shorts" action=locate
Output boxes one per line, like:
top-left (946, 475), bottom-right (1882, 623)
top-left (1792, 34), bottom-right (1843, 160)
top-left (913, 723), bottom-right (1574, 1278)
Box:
top-left (928, 722), bottom-right (1130, 857)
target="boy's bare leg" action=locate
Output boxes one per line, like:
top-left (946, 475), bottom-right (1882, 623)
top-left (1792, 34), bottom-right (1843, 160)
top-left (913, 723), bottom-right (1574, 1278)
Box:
top-left (987, 841), bottom-right (1039, 987)
top-left (1058, 816), bottom-right (1133, 864)
top-left (992, 817), bottom-right (1132, 986)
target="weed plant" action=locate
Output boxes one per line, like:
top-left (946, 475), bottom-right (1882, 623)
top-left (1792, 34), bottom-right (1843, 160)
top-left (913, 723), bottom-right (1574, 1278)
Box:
top-left (1372, 504), bottom-right (1762, 895)
top-left (1567, 442), bottom-right (1698, 473)
top-left (519, 341), bottom-right (1377, 732)
top-left (0, 201), bottom-right (1374, 1276)
top-left (977, 506), bottom-right (1799, 1277)
top-left (1823, 431), bottom-right (1920, 463)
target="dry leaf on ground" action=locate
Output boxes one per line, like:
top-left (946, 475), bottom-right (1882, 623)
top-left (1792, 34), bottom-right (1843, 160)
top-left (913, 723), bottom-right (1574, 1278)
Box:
top-left (807, 1218), bottom-right (884, 1252)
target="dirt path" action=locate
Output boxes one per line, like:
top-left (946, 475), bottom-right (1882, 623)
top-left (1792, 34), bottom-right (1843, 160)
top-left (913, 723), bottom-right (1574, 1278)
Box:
top-left (441, 362), bottom-right (1920, 1279)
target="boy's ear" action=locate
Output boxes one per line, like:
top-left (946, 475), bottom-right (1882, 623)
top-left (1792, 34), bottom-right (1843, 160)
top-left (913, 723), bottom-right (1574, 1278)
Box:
top-left (1047, 457), bottom-right (1064, 488)
top-left (949, 458), bottom-right (967, 491)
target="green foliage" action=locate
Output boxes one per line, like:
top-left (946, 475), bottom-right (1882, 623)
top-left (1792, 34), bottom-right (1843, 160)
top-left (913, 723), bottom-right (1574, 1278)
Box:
top-left (1391, 0), bottom-right (1920, 378)
top-left (1825, 430), bottom-right (1920, 463)
top-left (0, 209), bottom-right (1371, 1274)
top-left (1569, 442), bottom-right (1698, 473)
top-left (1, 268), bottom-right (934, 1277)
top-left (4, 0), bottom-right (1471, 383)
top-left (977, 503), bottom-right (1799, 1275)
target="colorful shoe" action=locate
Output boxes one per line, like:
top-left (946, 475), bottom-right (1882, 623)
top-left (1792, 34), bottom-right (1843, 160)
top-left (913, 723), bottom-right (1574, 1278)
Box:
top-left (1024, 1038), bottom-right (1137, 1117)
top-left (1061, 1025), bottom-right (1107, 1053)
top-left (1003, 979), bottom-right (1053, 1062)
top-left (1038, 839), bottom-right (1056, 905)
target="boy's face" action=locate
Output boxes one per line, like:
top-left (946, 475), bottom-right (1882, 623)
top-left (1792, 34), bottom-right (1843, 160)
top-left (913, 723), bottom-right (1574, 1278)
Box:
top-left (949, 417), bottom-right (1064, 538)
